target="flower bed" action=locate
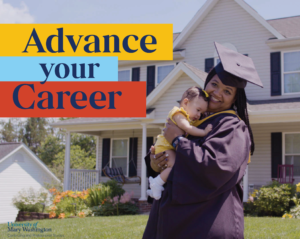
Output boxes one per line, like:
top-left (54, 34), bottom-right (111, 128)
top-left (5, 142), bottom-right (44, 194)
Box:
top-left (12, 180), bottom-right (139, 222)
top-left (47, 188), bottom-right (91, 219)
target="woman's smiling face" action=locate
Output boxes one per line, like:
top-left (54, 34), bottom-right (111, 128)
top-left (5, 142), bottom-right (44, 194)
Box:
top-left (204, 74), bottom-right (237, 112)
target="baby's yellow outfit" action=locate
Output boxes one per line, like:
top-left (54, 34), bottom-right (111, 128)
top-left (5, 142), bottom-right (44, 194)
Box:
top-left (155, 106), bottom-right (198, 154)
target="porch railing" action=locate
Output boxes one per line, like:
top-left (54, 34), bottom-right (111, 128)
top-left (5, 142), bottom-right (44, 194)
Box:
top-left (69, 169), bottom-right (100, 191)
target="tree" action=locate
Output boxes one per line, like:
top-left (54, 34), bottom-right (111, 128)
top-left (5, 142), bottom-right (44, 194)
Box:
top-left (37, 134), bottom-right (64, 165)
top-left (49, 145), bottom-right (96, 181)
top-left (71, 133), bottom-right (96, 158)
top-left (0, 119), bottom-right (16, 142)
top-left (22, 118), bottom-right (48, 154)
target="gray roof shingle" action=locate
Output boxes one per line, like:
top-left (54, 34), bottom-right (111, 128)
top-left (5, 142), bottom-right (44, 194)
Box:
top-left (183, 63), bottom-right (208, 81)
top-left (0, 142), bottom-right (22, 160)
top-left (248, 101), bottom-right (300, 112)
top-left (267, 16), bottom-right (300, 38)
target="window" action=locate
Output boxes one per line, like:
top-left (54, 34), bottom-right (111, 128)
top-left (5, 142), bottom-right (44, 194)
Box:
top-left (156, 64), bottom-right (175, 85)
top-left (283, 51), bottom-right (300, 94)
top-left (118, 70), bottom-right (131, 81)
top-left (214, 57), bottom-right (220, 66)
top-left (284, 133), bottom-right (300, 176)
top-left (110, 139), bottom-right (129, 176)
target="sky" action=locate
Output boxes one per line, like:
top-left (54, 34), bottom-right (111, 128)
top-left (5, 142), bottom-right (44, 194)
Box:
top-left (0, 0), bottom-right (299, 32)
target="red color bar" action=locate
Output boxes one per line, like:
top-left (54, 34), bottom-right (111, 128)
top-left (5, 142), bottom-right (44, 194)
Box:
top-left (0, 82), bottom-right (146, 117)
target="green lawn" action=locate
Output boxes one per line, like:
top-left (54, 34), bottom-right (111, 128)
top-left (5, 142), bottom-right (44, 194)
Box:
top-left (1, 216), bottom-right (299, 239)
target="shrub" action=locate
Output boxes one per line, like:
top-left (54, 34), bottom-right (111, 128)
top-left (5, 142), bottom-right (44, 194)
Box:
top-left (102, 180), bottom-right (125, 199)
top-left (91, 192), bottom-right (138, 216)
top-left (290, 205), bottom-right (300, 219)
top-left (252, 183), bottom-right (294, 216)
top-left (46, 188), bottom-right (92, 218)
top-left (86, 184), bottom-right (112, 207)
top-left (12, 187), bottom-right (51, 212)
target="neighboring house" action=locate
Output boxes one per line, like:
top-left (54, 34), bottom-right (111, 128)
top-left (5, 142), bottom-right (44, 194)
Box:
top-left (51, 0), bottom-right (300, 203)
top-left (0, 143), bottom-right (60, 224)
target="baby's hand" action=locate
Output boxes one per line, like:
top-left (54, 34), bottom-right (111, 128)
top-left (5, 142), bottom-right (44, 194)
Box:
top-left (204, 124), bottom-right (213, 135)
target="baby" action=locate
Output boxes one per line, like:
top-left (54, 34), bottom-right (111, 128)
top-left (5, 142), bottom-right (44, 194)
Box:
top-left (147, 86), bottom-right (212, 200)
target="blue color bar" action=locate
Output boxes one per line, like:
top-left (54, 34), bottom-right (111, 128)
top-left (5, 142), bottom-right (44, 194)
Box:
top-left (0, 56), bottom-right (118, 82)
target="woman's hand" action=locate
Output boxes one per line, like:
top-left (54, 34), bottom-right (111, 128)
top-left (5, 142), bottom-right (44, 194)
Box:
top-left (163, 118), bottom-right (185, 144)
top-left (150, 146), bottom-right (169, 172)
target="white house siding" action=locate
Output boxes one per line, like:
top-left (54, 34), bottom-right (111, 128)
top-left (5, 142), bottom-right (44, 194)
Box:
top-left (97, 128), bottom-right (161, 198)
top-left (174, 0), bottom-right (297, 101)
top-left (151, 73), bottom-right (200, 119)
top-left (0, 149), bottom-right (53, 224)
top-left (249, 122), bottom-right (300, 187)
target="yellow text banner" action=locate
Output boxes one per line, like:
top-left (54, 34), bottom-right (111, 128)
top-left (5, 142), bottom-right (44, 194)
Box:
top-left (0, 24), bottom-right (173, 60)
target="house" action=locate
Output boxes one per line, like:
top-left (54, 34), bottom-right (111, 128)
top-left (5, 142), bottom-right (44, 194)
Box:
top-left (51, 0), bottom-right (300, 204)
top-left (0, 143), bottom-right (60, 224)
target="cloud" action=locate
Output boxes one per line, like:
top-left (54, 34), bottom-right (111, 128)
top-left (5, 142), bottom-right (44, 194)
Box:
top-left (0, 0), bottom-right (34, 23)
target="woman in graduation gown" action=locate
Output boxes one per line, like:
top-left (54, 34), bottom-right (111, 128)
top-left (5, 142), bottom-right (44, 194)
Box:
top-left (143, 42), bottom-right (263, 239)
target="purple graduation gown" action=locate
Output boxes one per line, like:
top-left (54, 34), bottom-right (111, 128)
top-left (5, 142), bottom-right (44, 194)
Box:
top-left (143, 111), bottom-right (251, 239)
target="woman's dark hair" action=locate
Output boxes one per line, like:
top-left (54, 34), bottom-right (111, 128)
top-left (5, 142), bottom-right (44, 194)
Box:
top-left (205, 68), bottom-right (255, 155)
top-left (179, 86), bottom-right (209, 105)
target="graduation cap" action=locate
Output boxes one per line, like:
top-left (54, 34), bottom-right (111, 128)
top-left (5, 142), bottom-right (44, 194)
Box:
top-left (213, 42), bottom-right (263, 88)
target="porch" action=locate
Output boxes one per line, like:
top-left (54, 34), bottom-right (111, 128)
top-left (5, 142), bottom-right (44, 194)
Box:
top-left (61, 118), bottom-right (163, 201)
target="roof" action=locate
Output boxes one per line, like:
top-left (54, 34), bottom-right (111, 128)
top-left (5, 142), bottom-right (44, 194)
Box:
top-left (173, 32), bottom-right (181, 41)
top-left (173, 0), bottom-right (284, 49)
top-left (172, 10), bottom-right (300, 42)
top-left (267, 16), bottom-right (300, 38)
top-left (0, 143), bottom-right (60, 183)
top-left (183, 63), bottom-right (208, 80)
top-left (51, 117), bottom-right (137, 126)
top-left (248, 101), bottom-right (300, 112)
top-left (0, 142), bottom-right (22, 160)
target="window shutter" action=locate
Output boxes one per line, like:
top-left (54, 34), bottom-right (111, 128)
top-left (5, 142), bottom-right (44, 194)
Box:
top-left (132, 67), bottom-right (140, 81)
top-left (101, 138), bottom-right (110, 176)
top-left (270, 52), bottom-right (281, 96)
top-left (147, 65), bottom-right (155, 96)
top-left (129, 137), bottom-right (138, 177)
top-left (146, 137), bottom-right (154, 154)
top-left (271, 132), bottom-right (282, 178)
top-left (205, 58), bottom-right (214, 73)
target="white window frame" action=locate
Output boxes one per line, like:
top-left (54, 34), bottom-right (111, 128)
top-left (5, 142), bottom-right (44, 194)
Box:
top-left (110, 138), bottom-right (130, 177)
top-left (282, 132), bottom-right (300, 177)
top-left (118, 68), bottom-right (132, 82)
top-left (281, 50), bottom-right (300, 95)
top-left (155, 63), bottom-right (176, 86)
top-left (214, 57), bottom-right (220, 66)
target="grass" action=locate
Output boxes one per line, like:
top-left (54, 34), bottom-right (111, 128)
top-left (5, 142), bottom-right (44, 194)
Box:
top-left (244, 217), bottom-right (300, 239)
top-left (1, 216), bottom-right (300, 239)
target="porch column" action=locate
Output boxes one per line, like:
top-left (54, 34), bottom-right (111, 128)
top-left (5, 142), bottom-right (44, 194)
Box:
top-left (243, 166), bottom-right (249, 202)
top-left (63, 132), bottom-right (71, 191)
top-left (96, 136), bottom-right (100, 184)
top-left (140, 123), bottom-right (147, 201)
